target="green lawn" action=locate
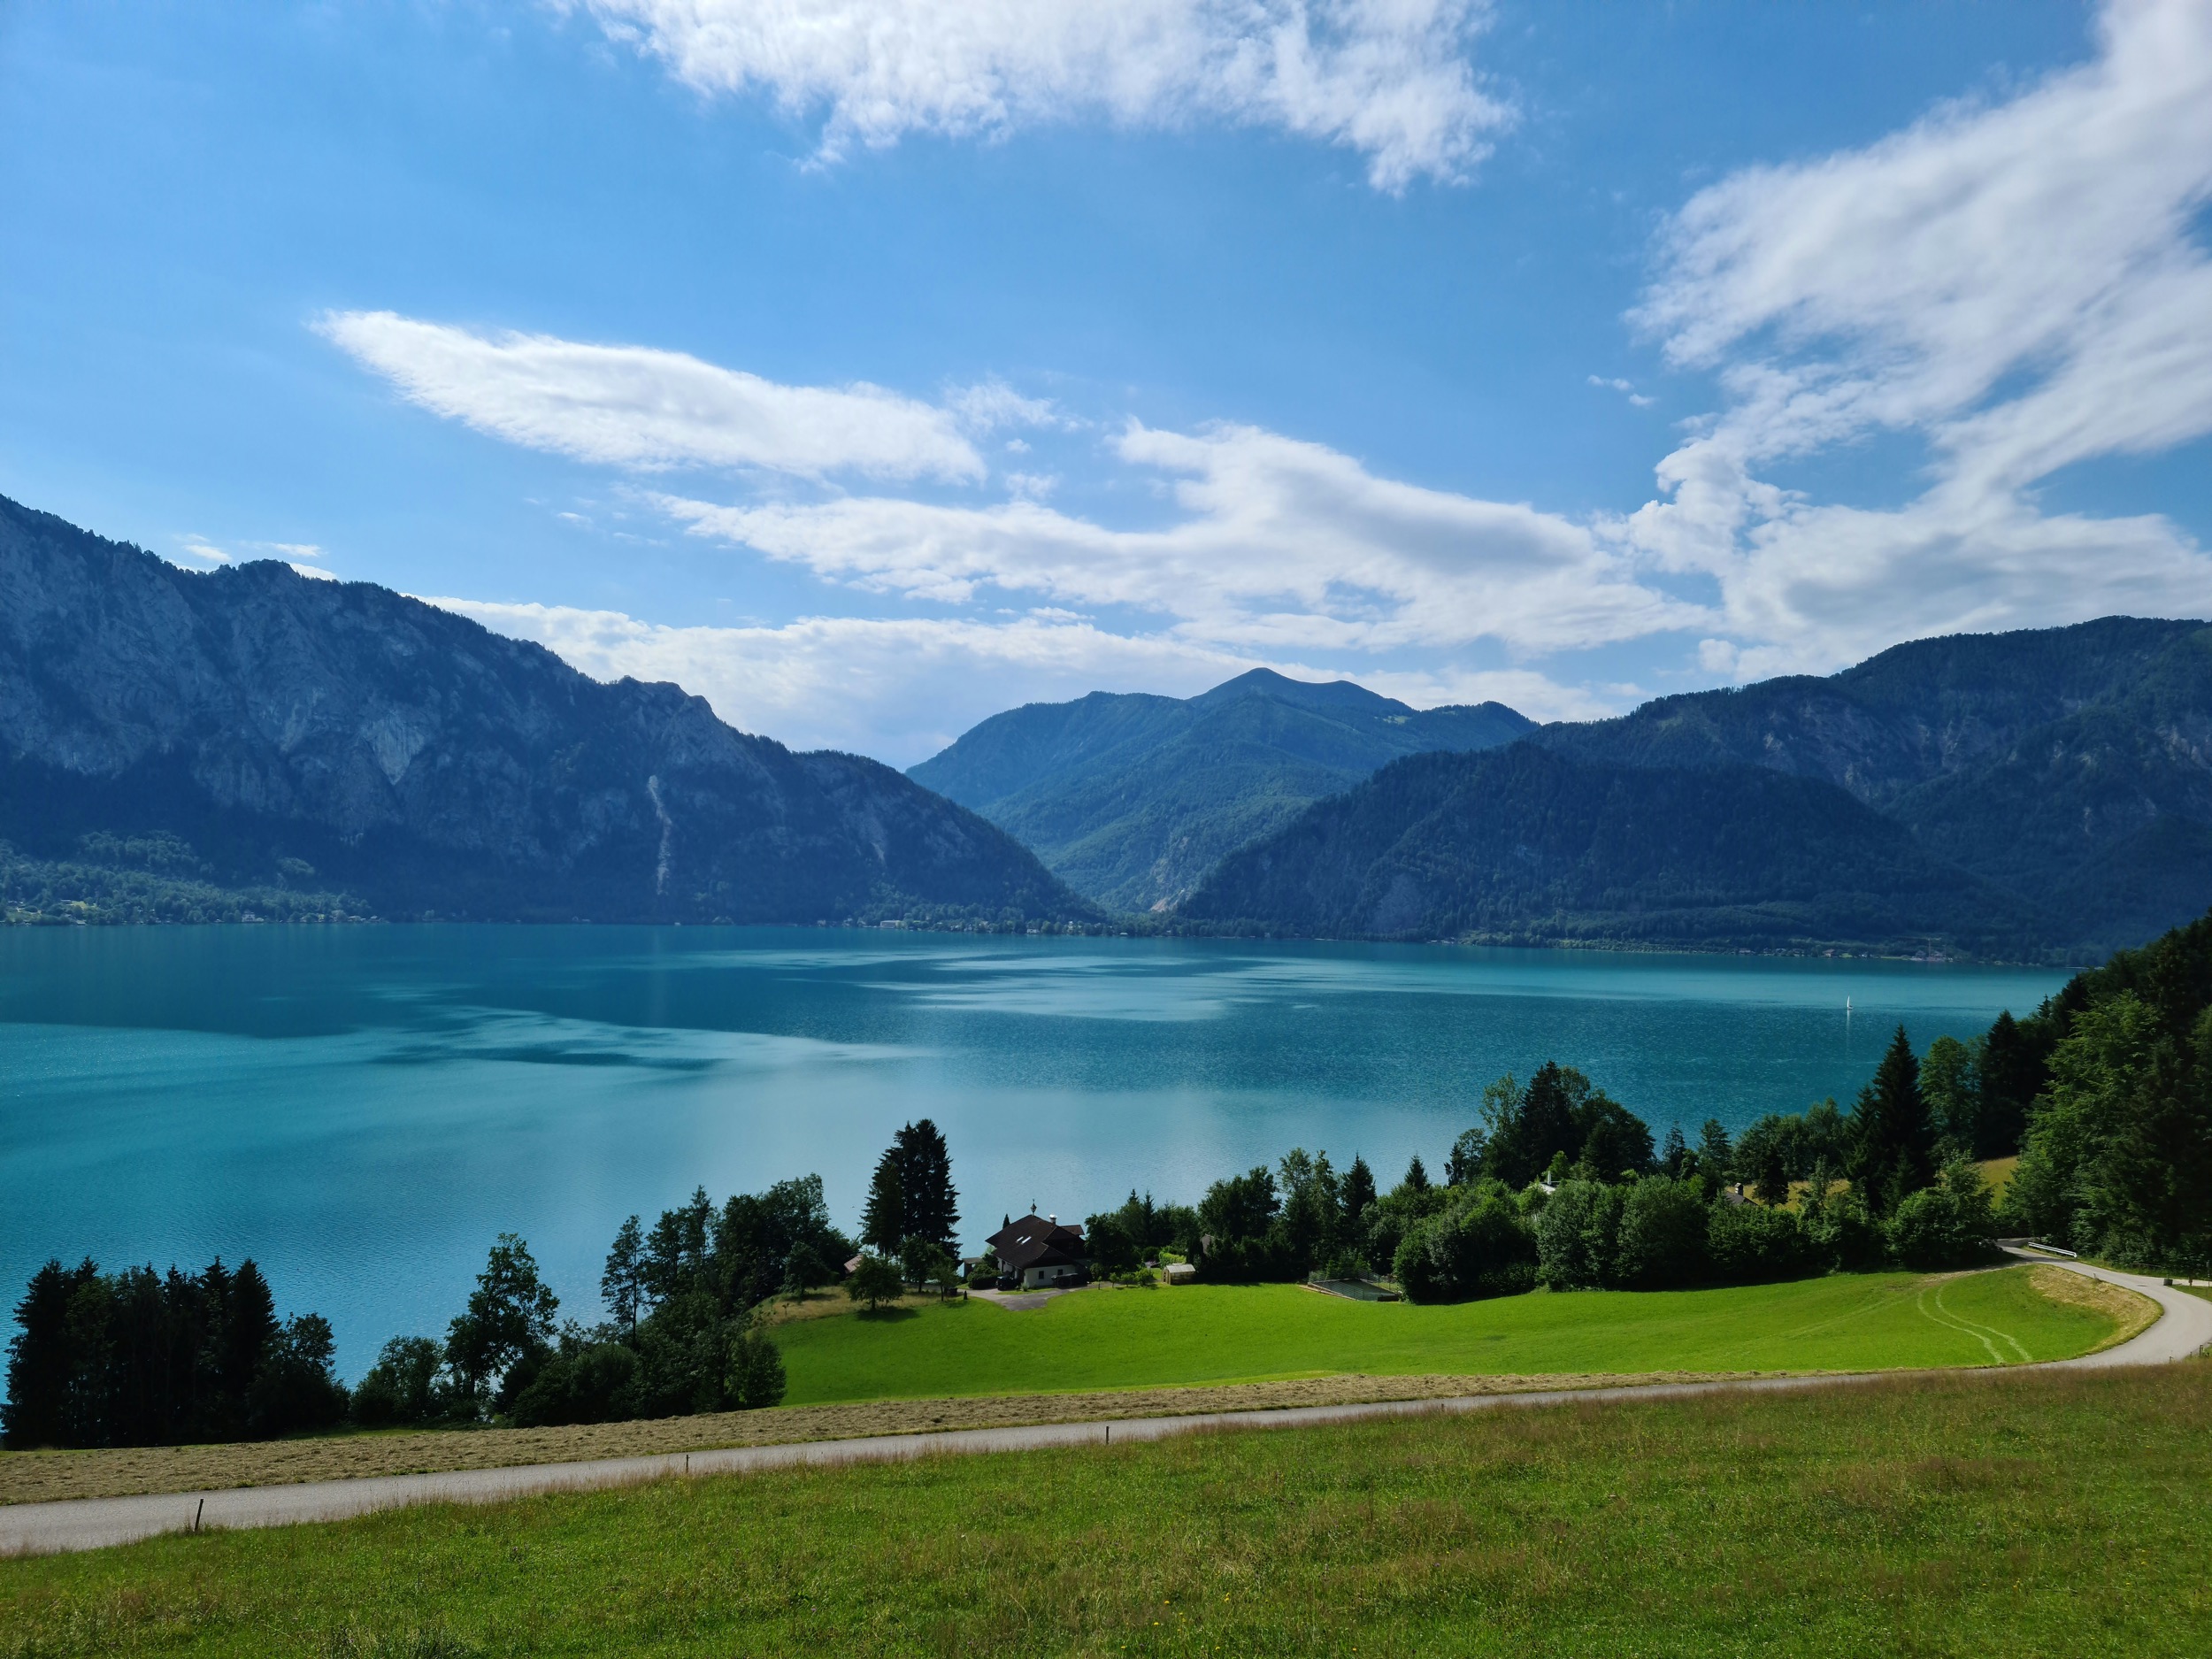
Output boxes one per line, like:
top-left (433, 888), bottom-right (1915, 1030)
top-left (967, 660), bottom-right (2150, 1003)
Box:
top-left (4, 1363), bottom-right (2207, 1657)
top-left (777, 1267), bottom-right (2116, 1404)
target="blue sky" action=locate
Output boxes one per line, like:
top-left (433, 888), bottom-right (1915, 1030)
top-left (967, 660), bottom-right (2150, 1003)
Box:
top-left (4, 1), bottom-right (2210, 763)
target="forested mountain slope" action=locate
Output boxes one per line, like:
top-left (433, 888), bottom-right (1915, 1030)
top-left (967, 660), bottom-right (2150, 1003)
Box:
top-left (1184, 618), bottom-right (2212, 956)
top-left (909, 668), bottom-right (1532, 910)
top-left (0, 495), bottom-right (1084, 924)
top-left (1177, 745), bottom-right (2043, 955)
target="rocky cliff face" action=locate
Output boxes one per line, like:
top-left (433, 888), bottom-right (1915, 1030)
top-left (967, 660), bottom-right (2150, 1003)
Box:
top-left (0, 495), bottom-right (1084, 923)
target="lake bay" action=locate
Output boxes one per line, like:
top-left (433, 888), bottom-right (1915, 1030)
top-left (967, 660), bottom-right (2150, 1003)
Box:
top-left (0, 926), bottom-right (2066, 1374)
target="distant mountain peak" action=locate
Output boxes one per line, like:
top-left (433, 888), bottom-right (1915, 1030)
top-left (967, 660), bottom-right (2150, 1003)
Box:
top-left (909, 669), bottom-right (1533, 912)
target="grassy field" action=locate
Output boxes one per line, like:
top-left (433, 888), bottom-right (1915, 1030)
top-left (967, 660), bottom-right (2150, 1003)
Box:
top-left (4, 1362), bottom-right (2207, 1656)
top-left (776, 1266), bottom-right (2124, 1403)
top-left (0, 1373), bottom-right (1761, 1508)
top-left (0, 1268), bottom-right (2139, 1507)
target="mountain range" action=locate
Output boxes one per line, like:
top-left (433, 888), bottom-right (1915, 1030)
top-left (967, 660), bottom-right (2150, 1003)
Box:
top-left (907, 670), bottom-right (1532, 910)
top-left (12, 488), bottom-right (2210, 958)
top-left (0, 495), bottom-right (1084, 925)
top-left (1181, 618), bottom-right (2212, 957)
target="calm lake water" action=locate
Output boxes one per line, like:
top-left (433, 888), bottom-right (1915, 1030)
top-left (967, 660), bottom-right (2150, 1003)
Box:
top-left (0, 926), bottom-right (2067, 1375)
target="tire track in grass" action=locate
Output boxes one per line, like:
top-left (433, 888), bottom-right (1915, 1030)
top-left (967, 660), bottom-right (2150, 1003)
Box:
top-left (1916, 1281), bottom-right (2029, 1363)
top-left (1934, 1279), bottom-right (2032, 1362)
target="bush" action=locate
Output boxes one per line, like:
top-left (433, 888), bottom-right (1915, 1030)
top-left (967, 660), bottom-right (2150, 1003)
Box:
top-left (1395, 1186), bottom-right (1537, 1303)
top-left (847, 1255), bottom-right (905, 1310)
top-left (510, 1342), bottom-right (641, 1428)
top-left (725, 1319), bottom-right (787, 1409)
top-left (1798, 1176), bottom-right (1886, 1272)
top-left (1536, 1180), bottom-right (1623, 1290)
top-left (351, 1336), bottom-right (451, 1429)
top-left (250, 1314), bottom-right (350, 1437)
top-left (1320, 1248), bottom-right (1372, 1281)
top-left (1886, 1163), bottom-right (1998, 1270)
top-left (1705, 1202), bottom-right (1813, 1285)
top-left (1612, 1178), bottom-right (1709, 1289)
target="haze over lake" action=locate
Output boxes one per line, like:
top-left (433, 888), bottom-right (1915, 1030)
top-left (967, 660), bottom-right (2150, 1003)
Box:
top-left (0, 926), bottom-right (2065, 1373)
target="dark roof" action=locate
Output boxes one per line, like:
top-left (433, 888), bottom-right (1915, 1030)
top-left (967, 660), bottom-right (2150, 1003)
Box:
top-left (987, 1213), bottom-right (1086, 1272)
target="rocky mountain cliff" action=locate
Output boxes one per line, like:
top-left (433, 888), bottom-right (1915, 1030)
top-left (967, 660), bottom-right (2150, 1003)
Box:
top-left (0, 495), bottom-right (1084, 924)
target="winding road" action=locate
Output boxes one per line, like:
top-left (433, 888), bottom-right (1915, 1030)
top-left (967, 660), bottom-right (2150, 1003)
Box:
top-left (4, 1256), bottom-right (2204, 1559)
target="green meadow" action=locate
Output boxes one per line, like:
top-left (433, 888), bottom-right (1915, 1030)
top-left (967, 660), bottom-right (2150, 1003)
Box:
top-left (776, 1266), bottom-right (2117, 1404)
top-left (4, 1363), bottom-right (2206, 1657)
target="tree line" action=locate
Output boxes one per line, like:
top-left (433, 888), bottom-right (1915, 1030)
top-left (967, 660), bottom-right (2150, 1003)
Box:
top-left (4, 1117), bottom-right (965, 1449)
top-left (1074, 1029), bottom-right (2002, 1303)
top-left (3, 1257), bottom-right (345, 1449)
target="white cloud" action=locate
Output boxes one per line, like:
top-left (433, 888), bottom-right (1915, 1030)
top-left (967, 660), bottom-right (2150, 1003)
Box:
top-left (945, 379), bottom-right (1065, 433)
top-left (429, 598), bottom-right (1609, 761)
top-left (317, 311), bottom-right (983, 482)
top-left (656, 419), bottom-right (1702, 656)
top-left (288, 561), bottom-right (339, 581)
top-left (1625, 0), bottom-right (2212, 672)
top-left (176, 535), bottom-right (230, 564)
top-left (572, 0), bottom-right (1510, 190)
top-left (322, 311), bottom-right (1693, 669)
top-left (1588, 374), bottom-right (1653, 407)
top-left (431, 601), bottom-right (1259, 761)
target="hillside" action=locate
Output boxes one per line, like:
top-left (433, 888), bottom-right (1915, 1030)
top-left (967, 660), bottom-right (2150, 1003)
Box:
top-left (1167, 618), bottom-right (2212, 956)
top-left (909, 668), bottom-right (1532, 910)
top-left (0, 495), bottom-right (1085, 925)
top-left (1178, 744), bottom-right (2043, 954)
top-left (1533, 618), bottom-right (2212, 952)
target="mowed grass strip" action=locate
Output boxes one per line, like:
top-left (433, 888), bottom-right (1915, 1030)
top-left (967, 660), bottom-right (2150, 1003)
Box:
top-left (0, 1372), bottom-right (1766, 1509)
top-left (0, 1268), bottom-right (2137, 1508)
top-left (4, 1363), bottom-right (2208, 1657)
top-left (775, 1266), bottom-right (2124, 1404)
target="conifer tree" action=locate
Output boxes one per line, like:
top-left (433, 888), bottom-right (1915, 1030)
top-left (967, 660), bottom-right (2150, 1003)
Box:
top-left (860, 1153), bottom-right (904, 1254)
top-left (1698, 1118), bottom-right (1734, 1180)
top-left (600, 1216), bottom-right (646, 1330)
top-left (1402, 1153), bottom-right (1430, 1192)
top-left (1340, 1156), bottom-right (1378, 1226)
top-left (892, 1118), bottom-right (960, 1248)
top-left (1849, 1025), bottom-right (1936, 1216)
top-left (1978, 1010), bottom-right (2041, 1156)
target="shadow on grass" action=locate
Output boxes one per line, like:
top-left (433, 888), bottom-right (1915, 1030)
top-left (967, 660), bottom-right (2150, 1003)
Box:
top-left (855, 1307), bottom-right (921, 1323)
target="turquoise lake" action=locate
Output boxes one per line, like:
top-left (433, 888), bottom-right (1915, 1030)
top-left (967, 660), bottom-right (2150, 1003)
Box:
top-left (0, 926), bottom-right (2067, 1375)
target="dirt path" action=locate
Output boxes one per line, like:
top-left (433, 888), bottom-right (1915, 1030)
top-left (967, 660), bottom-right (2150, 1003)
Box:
top-left (3, 1257), bottom-right (2198, 1559)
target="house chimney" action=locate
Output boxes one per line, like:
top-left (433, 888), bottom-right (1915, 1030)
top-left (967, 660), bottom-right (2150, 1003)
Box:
top-left (1049, 1214), bottom-right (1056, 1225)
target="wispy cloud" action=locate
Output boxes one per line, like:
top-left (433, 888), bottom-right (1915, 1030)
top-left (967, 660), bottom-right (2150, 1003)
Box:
top-left (654, 419), bottom-right (1701, 656)
top-left (571, 0), bottom-right (1512, 191)
top-left (1624, 0), bottom-right (2212, 674)
top-left (317, 311), bottom-right (987, 482)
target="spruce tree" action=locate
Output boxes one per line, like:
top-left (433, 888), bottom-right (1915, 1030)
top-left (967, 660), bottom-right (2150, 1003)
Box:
top-left (1402, 1153), bottom-right (1430, 1192)
top-left (1850, 1025), bottom-right (1937, 1217)
top-left (892, 1118), bottom-right (959, 1248)
top-left (1978, 1010), bottom-right (2040, 1156)
top-left (1698, 1118), bottom-right (1733, 1180)
top-left (1340, 1156), bottom-right (1378, 1227)
top-left (600, 1216), bottom-right (646, 1330)
top-left (860, 1152), bottom-right (905, 1254)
